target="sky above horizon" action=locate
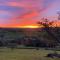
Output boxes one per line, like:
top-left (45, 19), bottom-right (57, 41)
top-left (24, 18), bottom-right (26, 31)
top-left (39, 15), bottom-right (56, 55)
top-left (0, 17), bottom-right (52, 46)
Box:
top-left (0, 0), bottom-right (60, 27)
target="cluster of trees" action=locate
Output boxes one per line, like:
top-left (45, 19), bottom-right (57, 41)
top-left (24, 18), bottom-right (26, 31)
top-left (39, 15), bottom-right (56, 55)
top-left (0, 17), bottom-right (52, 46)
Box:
top-left (37, 18), bottom-right (60, 47)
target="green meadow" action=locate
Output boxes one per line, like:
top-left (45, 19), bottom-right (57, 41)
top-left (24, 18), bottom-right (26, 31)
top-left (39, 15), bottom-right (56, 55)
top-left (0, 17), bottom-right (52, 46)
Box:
top-left (0, 48), bottom-right (60, 60)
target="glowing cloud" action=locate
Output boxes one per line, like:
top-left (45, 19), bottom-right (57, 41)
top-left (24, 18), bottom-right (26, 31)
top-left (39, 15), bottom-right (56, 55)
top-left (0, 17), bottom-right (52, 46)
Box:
top-left (0, 0), bottom-right (60, 27)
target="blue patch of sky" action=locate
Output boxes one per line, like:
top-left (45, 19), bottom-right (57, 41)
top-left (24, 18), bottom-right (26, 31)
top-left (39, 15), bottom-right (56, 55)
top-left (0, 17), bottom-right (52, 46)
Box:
top-left (0, 6), bottom-right (26, 16)
top-left (0, 6), bottom-right (24, 11)
top-left (0, 13), bottom-right (10, 18)
top-left (43, 0), bottom-right (55, 9)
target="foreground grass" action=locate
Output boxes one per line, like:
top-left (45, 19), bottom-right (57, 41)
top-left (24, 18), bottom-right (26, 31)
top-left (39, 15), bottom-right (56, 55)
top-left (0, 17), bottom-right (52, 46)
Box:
top-left (0, 48), bottom-right (60, 60)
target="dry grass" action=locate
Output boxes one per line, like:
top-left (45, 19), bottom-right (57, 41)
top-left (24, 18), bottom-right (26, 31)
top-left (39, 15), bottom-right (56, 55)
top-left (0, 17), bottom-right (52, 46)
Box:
top-left (0, 48), bottom-right (60, 60)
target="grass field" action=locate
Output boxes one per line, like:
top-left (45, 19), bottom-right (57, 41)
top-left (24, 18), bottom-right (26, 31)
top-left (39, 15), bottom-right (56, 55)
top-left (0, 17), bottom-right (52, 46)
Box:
top-left (0, 48), bottom-right (60, 60)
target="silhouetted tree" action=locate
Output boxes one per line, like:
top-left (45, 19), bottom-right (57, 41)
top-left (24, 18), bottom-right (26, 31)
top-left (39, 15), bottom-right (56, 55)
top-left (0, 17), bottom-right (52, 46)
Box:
top-left (37, 18), bottom-right (59, 48)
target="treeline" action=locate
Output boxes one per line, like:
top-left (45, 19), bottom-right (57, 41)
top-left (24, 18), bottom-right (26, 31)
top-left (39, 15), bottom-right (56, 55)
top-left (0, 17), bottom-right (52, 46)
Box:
top-left (0, 27), bottom-right (60, 48)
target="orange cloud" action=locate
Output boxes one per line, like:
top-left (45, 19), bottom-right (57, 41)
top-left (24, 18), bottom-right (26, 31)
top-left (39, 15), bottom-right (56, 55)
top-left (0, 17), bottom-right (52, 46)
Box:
top-left (11, 10), bottom-right (39, 24)
top-left (2, 10), bottom-right (39, 27)
top-left (20, 10), bottom-right (39, 19)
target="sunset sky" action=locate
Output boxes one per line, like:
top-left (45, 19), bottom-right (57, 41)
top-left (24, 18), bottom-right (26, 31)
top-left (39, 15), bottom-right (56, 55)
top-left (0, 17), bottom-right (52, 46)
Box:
top-left (0, 0), bottom-right (60, 27)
